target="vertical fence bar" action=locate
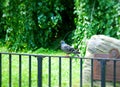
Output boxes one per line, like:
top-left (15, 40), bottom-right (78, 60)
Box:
top-left (59, 57), bottom-right (61, 87)
top-left (113, 60), bottom-right (116, 87)
top-left (100, 60), bottom-right (106, 87)
top-left (9, 54), bottom-right (12, 87)
top-left (29, 55), bottom-right (31, 87)
top-left (80, 58), bottom-right (82, 87)
top-left (19, 55), bottom-right (22, 87)
top-left (37, 56), bottom-right (43, 87)
top-left (48, 56), bottom-right (51, 87)
top-left (91, 59), bottom-right (93, 87)
top-left (69, 57), bottom-right (72, 87)
top-left (0, 53), bottom-right (1, 87)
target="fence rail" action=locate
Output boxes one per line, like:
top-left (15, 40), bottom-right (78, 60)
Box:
top-left (0, 52), bottom-right (120, 87)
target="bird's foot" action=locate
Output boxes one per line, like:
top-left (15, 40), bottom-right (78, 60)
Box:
top-left (65, 54), bottom-right (70, 58)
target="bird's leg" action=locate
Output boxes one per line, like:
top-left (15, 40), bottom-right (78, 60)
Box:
top-left (66, 54), bottom-right (70, 57)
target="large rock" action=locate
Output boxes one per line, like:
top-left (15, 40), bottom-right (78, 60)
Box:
top-left (83, 35), bottom-right (120, 87)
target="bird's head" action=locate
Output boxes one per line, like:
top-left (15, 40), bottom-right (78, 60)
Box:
top-left (60, 40), bottom-right (65, 44)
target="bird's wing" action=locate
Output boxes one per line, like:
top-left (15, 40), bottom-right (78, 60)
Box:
top-left (61, 44), bottom-right (76, 54)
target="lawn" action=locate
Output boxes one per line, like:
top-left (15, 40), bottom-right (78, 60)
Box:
top-left (1, 47), bottom-right (119, 87)
top-left (0, 47), bottom-right (81, 87)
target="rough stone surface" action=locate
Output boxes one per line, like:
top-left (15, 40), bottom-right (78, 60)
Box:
top-left (83, 35), bottom-right (120, 87)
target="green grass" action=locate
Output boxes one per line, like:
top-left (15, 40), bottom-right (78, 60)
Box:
top-left (1, 47), bottom-right (120, 87)
top-left (0, 47), bottom-right (81, 87)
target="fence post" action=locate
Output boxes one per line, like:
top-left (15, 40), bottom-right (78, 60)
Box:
top-left (0, 53), bottom-right (1, 87)
top-left (37, 56), bottom-right (43, 87)
top-left (100, 60), bottom-right (106, 87)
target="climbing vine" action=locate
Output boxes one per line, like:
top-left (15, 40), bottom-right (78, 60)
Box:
top-left (73, 0), bottom-right (120, 55)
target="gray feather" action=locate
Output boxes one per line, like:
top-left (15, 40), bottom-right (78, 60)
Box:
top-left (60, 40), bottom-right (80, 54)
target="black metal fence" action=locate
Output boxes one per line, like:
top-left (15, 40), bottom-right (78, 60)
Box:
top-left (0, 52), bottom-right (120, 87)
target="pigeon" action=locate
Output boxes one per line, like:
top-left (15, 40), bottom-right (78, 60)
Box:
top-left (60, 40), bottom-right (80, 56)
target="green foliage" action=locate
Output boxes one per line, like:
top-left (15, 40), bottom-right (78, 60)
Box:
top-left (35, 0), bottom-right (64, 47)
top-left (0, 0), bottom-right (6, 40)
top-left (0, 0), bottom-right (120, 52)
top-left (73, 0), bottom-right (120, 55)
top-left (4, 0), bottom-right (31, 51)
top-left (0, 0), bottom-right (75, 51)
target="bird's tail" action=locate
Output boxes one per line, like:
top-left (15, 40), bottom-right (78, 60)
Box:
top-left (73, 50), bottom-right (80, 54)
